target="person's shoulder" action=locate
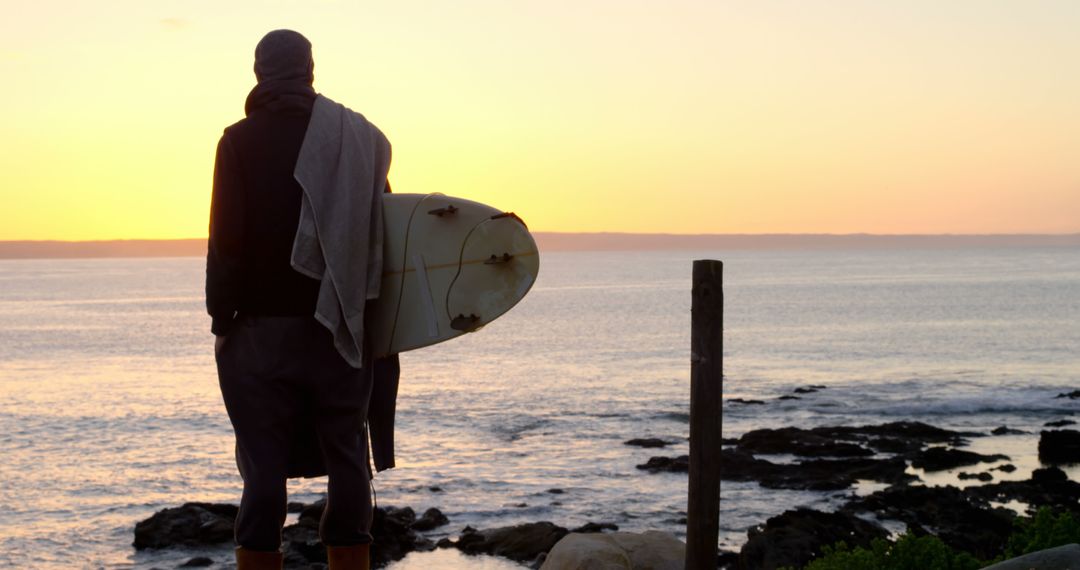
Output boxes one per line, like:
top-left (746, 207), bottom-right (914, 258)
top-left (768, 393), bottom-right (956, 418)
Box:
top-left (221, 116), bottom-right (253, 139)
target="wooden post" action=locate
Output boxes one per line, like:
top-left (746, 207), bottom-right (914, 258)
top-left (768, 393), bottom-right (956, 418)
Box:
top-left (686, 260), bottom-right (723, 570)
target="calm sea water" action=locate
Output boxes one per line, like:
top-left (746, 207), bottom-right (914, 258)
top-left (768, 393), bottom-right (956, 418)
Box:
top-left (1, 248), bottom-right (1079, 568)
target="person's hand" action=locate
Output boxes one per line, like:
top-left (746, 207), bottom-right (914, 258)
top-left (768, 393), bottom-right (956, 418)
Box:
top-left (215, 335), bottom-right (227, 355)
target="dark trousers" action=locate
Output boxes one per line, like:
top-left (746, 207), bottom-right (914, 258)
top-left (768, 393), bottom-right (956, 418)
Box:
top-left (216, 315), bottom-right (374, 551)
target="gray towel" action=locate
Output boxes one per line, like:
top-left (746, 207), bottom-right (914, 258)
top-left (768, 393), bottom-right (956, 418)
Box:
top-left (292, 94), bottom-right (391, 367)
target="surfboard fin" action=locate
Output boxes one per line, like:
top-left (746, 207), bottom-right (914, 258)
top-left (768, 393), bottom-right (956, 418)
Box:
top-left (428, 205), bottom-right (459, 217)
top-left (484, 253), bottom-right (514, 265)
top-left (450, 313), bottom-right (481, 332)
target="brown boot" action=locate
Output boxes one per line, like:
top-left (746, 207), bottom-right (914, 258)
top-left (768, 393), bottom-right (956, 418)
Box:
top-left (235, 546), bottom-right (283, 570)
top-left (326, 544), bottom-right (370, 570)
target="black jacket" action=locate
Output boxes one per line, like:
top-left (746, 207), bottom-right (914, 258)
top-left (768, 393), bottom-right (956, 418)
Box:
top-left (206, 99), bottom-right (320, 336)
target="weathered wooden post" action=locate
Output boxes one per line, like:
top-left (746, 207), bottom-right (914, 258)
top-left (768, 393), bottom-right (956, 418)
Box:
top-left (686, 260), bottom-right (723, 570)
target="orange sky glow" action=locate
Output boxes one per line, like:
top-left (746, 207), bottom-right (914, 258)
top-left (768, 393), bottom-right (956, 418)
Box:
top-left (1, 1), bottom-right (1078, 240)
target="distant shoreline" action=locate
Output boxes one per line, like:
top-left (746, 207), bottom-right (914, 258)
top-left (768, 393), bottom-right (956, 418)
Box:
top-left (0, 233), bottom-right (1077, 259)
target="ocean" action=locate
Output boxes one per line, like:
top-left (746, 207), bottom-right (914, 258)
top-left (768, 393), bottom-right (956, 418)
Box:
top-left (1, 247), bottom-right (1078, 568)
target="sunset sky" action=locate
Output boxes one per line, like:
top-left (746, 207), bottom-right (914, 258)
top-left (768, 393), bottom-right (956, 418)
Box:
top-left (1, 1), bottom-right (1079, 240)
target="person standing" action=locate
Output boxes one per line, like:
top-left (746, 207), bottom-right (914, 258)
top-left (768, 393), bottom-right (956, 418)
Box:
top-left (207, 29), bottom-right (396, 570)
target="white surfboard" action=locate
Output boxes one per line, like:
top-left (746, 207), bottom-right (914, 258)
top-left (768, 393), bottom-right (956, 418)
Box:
top-left (368, 193), bottom-right (540, 357)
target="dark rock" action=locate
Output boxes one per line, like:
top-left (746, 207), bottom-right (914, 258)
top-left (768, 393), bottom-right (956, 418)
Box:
top-left (1056, 390), bottom-right (1080, 399)
top-left (282, 524), bottom-right (326, 565)
top-left (793, 387), bottom-right (820, 394)
top-left (738, 508), bottom-right (887, 570)
top-left (737, 427), bottom-right (875, 457)
top-left (570, 522), bottom-right (618, 533)
top-left (286, 501), bottom-right (306, 513)
top-left (455, 522), bottom-right (568, 562)
top-left (716, 448), bottom-right (913, 491)
top-left (636, 455), bottom-right (689, 473)
top-left (846, 485), bottom-right (1014, 559)
top-left (777, 395), bottom-right (801, 401)
top-left (991, 464), bottom-right (1017, 473)
top-left (428, 486), bottom-right (443, 493)
top-left (411, 508), bottom-right (449, 531)
top-left (178, 558), bottom-right (213, 568)
top-left (1039, 430), bottom-right (1080, 464)
top-left (436, 538), bottom-right (454, 549)
top-left (721, 437), bottom-right (739, 445)
top-left (624, 438), bottom-right (670, 448)
top-left (281, 502), bottom-right (439, 568)
top-left (133, 503), bottom-right (238, 549)
top-left (865, 436), bottom-right (923, 454)
top-left (1045, 419), bottom-right (1077, 428)
top-left (546, 488), bottom-right (564, 494)
top-left (958, 471), bottom-right (993, 481)
top-left (717, 549), bottom-right (738, 569)
top-left (815, 421), bottom-right (977, 444)
top-left (764, 456), bottom-right (914, 490)
top-left (969, 467), bottom-right (1080, 515)
top-left (729, 398), bottom-right (766, 405)
top-left (1033, 466), bottom-right (1068, 483)
top-left (910, 447), bottom-right (1008, 472)
top-left (992, 426), bottom-right (1027, 435)
top-left (298, 499), bottom-right (328, 524)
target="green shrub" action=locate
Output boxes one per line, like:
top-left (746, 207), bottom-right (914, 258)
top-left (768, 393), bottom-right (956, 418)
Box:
top-left (789, 508), bottom-right (1080, 570)
top-left (797, 534), bottom-right (981, 570)
top-left (1003, 507), bottom-right (1080, 559)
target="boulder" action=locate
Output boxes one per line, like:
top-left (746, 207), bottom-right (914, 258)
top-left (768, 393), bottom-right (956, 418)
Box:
top-left (738, 508), bottom-right (887, 570)
top-left (981, 543), bottom-right (1080, 570)
top-left (1039, 430), bottom-right (1080, 464)
top-left (1056, 391), bottom-right (1080, 399)
top-left (456, 522), bottom-right (569, 562)
top-left (992, 426), bottom-right (1027, 435)
top-left (1045, 420), bottom-right (1078, 428)
top-left (958, 471), bottom-right (993, 481)
top-left (133, 503), bottom-right (238, 549)
top-left (540, 531), bottom-right (684, 570)
top-left (728, 398), bottom-right (765, 405)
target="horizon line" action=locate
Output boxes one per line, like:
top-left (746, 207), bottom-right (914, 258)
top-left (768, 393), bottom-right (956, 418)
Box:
top-left (1, 232), bottom-right (1078, 259)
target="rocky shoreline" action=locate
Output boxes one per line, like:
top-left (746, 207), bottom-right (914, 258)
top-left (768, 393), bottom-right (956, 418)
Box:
top-left (133, 388), bottom-right (1080, 569)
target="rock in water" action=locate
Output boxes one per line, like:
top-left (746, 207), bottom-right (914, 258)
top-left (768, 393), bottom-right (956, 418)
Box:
top-left (846, 486), bottom-right (1014, 559)
top-left (736, 427), bottom-right (874, 457)
top-left (636, 455), bottom-right (689, 473)
top-left (738, 508), bottom-right (887, 570)
top-left (624, 438), bottom-right (670, 448)
top-left (1039, 430), bottom-right (1080, 464)
top-left (456, 522), bottom-right (569, 562)
top-left (909, 447), bottom-right (1008, 471)
top-left (540, 531), bottom-right (685, 570)
top-left (410, 508), bottom-right (449, 531)
top-left (1045, 419), bottom-right (1078, 428)
top-left (133, 503), bottom-right (238, 549)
